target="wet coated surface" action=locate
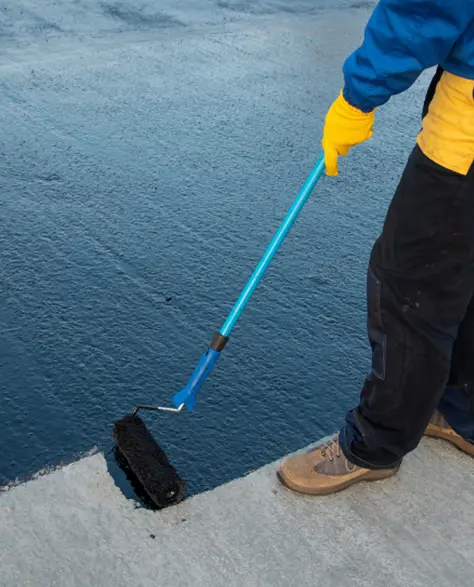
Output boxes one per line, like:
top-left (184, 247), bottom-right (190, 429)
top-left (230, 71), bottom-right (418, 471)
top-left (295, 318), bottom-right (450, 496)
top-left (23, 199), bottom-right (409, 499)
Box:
top-left (0, 0), bottom-right (430, 496)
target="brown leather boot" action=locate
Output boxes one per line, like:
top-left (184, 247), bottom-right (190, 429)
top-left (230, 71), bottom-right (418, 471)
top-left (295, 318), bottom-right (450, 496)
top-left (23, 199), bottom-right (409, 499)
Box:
top-left (424, 410), bottom-right (474, 456)
top-left (277, 434), bottom-right (399, 496)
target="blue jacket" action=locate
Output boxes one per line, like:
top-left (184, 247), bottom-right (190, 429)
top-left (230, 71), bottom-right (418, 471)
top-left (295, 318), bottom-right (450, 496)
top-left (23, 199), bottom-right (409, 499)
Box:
top-left (343, 0), bottom-right (474, 112)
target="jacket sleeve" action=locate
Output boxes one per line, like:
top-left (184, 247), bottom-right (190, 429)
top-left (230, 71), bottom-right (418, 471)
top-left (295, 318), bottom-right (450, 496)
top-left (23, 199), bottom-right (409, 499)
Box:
top-left (342, 0), bottom-right (468, 112)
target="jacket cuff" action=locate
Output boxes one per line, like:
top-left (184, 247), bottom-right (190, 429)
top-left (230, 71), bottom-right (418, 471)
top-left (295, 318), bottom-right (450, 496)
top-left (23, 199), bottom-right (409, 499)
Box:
top-left (342, 86), bottom-right (375, 114)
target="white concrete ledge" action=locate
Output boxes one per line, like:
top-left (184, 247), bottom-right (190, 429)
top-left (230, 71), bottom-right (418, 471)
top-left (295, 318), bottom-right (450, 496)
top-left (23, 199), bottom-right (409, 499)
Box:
top-left (1, 438), bottom-right (474, 586)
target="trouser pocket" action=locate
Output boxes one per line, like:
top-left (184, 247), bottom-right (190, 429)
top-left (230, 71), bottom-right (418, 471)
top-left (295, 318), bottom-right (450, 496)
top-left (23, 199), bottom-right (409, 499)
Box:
top-left (367, 266), bottom-right (386, 380)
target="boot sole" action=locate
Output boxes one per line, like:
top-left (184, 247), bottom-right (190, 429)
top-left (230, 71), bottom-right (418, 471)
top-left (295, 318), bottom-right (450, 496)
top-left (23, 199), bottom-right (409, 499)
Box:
top-left (276, 466), bottom-right (399, 496)
top-left (424, 424), bottom-right (474, 457)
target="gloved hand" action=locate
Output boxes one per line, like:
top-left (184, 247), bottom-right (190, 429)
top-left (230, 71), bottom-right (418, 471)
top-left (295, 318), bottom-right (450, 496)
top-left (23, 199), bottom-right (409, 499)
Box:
top-left (322, 91), bottom-right (375, 176)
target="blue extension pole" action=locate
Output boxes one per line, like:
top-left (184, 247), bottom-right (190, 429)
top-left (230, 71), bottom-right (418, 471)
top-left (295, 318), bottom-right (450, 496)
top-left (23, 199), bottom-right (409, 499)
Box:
top-left (172, 154), bottom-right (326, 410)
top-left (219, 153), bottom-right (326, 337)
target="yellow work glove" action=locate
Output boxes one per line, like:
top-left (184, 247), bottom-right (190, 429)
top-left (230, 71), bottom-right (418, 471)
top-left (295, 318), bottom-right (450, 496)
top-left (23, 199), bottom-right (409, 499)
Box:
top-left (322, 91), bottom-right (375, 176)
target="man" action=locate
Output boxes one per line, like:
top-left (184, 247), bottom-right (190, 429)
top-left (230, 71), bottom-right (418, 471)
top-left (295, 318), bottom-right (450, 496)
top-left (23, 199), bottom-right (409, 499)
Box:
top-left (278, 0), bottom-right (474, 495)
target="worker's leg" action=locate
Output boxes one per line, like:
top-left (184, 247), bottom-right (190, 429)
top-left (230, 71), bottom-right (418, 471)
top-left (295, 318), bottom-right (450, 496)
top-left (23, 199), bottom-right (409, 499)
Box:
top-left (340, 145), bottom-right (474, 469)
top-left (437, 297), bottom-right (474, 441)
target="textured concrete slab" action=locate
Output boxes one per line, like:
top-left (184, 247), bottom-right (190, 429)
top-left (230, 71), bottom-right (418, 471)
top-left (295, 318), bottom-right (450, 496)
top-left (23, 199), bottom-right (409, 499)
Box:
top-left (1, 438), bottom-right (474, 586)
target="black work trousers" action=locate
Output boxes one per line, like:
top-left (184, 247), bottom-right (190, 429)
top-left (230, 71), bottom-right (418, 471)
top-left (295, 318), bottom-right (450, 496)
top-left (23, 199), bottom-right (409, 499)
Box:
top-left (340, 145), bottom-right (474, 469)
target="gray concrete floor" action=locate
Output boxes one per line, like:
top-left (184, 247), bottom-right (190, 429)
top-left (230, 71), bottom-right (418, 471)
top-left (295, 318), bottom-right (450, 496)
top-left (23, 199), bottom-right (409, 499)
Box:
top-left (1, 437), bottom-right (474, 586)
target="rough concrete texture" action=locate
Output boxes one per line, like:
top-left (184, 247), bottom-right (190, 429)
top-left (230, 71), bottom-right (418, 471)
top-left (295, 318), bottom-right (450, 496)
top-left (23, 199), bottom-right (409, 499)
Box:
top-left (1, 438), bottom-right (474, 586)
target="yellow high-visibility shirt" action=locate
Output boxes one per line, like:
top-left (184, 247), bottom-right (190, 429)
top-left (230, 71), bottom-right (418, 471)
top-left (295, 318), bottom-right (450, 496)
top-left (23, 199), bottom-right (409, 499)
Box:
top-left (418, 72), bottom-right (474, 176)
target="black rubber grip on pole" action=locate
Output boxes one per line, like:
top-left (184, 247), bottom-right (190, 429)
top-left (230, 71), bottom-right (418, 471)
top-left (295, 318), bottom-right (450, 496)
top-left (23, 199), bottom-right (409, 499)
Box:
top-left (210, 333), bottom-right (229, 352)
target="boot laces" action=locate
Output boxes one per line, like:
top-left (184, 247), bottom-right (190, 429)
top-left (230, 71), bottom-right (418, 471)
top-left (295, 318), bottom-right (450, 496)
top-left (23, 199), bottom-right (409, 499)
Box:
top-left (320, 436), bottom-right (341, 462)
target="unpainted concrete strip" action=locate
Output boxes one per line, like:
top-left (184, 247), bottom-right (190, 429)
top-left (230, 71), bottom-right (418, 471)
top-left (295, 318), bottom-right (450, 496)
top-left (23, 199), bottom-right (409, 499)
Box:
top-left (1, 438), bottom-right (474, 587)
